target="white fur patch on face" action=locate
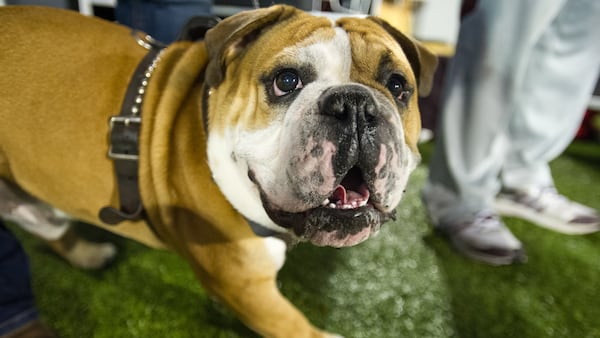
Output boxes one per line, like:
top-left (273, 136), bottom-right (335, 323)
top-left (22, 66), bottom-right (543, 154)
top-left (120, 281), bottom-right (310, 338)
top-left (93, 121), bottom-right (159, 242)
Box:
top-left (301, 27), bottom-right (352, 84)
top-left (207, 124), bottom-right (284, 232)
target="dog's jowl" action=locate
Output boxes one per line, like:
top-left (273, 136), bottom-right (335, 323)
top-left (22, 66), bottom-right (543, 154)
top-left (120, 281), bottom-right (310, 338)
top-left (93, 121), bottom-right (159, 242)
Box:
top-left (0, 5), bottom-right (436, 337)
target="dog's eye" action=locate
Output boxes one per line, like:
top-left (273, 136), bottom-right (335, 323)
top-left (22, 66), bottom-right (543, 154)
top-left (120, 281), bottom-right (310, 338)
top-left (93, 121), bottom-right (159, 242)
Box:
top-left (386, 74), bottom-right (410, 102)
top-left (273, 69), bottom-right (303, 96)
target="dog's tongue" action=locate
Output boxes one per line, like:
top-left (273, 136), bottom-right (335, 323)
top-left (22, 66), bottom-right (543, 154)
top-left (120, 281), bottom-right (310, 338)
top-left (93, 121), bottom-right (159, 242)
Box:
top-left (331, 185), bottom-right (347, 204)
top-left (331, 184), bottom-right (369, 205)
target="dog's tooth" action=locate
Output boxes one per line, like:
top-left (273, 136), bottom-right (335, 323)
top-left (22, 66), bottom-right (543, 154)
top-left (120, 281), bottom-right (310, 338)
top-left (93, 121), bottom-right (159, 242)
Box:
top-left (322, 198), bottom-right (330, 206)
top-left (328, 203), bottom-right (336, 209)
top-left (358, 199), bottom-right (368, 207)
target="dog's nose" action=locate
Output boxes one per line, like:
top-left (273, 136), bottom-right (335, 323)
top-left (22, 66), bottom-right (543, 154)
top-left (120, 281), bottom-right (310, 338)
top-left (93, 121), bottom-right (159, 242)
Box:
top-left (318, 85), bottom-right (377, 124)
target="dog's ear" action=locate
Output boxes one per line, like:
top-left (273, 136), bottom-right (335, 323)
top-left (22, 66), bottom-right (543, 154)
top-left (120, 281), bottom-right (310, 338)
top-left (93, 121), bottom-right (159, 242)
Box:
top-left (367, 17), bottom-right (438, 97)
top-left (204, 5), bottom-right (300, 87)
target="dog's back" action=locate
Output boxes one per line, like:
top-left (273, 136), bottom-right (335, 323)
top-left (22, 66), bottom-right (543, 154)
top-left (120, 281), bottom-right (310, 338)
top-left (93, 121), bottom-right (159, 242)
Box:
top-left (0, 6), bottom-right (146, 225)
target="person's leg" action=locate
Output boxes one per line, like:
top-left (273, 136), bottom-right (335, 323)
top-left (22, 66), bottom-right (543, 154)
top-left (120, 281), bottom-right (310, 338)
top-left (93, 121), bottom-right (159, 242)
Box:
top-left (497, 0), bottom-right (600, 234)
top-left (0, 222), bottom-right (53, 338)
top-left (423, 0), bottom-right (566, 264)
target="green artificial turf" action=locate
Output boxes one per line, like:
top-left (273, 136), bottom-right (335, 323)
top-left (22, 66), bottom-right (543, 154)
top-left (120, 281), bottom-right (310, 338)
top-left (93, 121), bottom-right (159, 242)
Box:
top-left (8, 140), bottom-right (600, 338)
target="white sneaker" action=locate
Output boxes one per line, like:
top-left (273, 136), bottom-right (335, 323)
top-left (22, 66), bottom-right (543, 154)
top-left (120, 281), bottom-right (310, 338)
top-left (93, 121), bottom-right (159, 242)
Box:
top-left (437, 211), bottom-right (526, 266)
top-left (422, 183), bottom-right (526, 265)
top-left (495, 186), bottom-right (600, 235)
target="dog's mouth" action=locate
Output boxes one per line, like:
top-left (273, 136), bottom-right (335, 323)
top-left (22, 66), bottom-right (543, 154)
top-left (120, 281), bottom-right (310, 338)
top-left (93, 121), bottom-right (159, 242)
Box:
top-left (322, 167), bottom-right (370, 209)
top-left (259, 166), bottom-right (395, 247)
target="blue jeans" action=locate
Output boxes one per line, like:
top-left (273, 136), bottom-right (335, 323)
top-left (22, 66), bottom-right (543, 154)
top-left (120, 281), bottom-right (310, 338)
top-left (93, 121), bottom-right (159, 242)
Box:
top-left (0, 221), bottom-right (39, 336)
top-left (116, 0), bottom-right (214, 44)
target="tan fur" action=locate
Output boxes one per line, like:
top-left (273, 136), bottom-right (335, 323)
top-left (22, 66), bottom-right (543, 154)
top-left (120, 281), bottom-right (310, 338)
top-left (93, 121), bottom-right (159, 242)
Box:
top-left (0, 6), bottom-right (165, 247)
top-left (0, 5), bottom-right (435, 337)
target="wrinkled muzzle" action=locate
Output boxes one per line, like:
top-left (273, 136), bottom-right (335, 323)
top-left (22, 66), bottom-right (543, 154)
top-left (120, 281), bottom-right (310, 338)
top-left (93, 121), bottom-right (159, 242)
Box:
top-left (253, 84), bottom-right (412, 247)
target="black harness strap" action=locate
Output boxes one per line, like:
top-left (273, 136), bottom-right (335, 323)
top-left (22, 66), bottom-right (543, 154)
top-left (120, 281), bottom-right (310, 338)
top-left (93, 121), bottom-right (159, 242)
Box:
top-left (99, 45), bottom-right (163, 225)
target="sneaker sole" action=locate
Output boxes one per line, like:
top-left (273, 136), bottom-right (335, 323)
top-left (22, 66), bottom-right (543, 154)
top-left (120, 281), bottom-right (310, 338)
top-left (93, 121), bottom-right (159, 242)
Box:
top-left (495, 198), bottom-right (600, 235)
top-left (450, 235), bottom-right (527, 266)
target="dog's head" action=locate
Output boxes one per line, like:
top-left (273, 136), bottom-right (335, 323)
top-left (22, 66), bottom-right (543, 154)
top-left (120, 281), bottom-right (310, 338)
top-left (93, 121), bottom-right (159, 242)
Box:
top-left (204, 5), bottom-right (437, 247)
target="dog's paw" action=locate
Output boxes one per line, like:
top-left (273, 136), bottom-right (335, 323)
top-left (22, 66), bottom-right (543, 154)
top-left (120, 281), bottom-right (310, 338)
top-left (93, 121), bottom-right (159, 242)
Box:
top-left (62, 240), bottom-right (117, 270)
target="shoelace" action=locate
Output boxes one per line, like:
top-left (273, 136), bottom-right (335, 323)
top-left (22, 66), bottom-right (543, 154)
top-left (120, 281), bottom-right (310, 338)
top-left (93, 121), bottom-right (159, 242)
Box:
top-left (469, 211), bottom-right (503, 234)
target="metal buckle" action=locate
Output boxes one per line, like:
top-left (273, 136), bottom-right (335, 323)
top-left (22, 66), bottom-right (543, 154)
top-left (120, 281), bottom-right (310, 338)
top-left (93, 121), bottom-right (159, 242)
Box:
top-left (107, 116), bottom-right (141, 161)
top-left (109, 115), bottom-right (141, 128)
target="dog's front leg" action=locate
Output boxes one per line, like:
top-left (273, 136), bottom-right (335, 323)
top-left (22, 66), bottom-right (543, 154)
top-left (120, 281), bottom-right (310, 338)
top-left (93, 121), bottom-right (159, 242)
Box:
top-left (180, 236), bottom-right (341, 338)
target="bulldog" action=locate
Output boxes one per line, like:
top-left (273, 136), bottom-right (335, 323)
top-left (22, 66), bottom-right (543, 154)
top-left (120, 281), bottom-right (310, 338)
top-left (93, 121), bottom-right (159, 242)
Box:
top-left (0, 5), bottom-right (436, 337)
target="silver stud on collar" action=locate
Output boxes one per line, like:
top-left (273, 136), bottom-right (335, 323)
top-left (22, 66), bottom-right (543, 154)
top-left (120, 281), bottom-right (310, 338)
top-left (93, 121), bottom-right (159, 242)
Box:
top-left (131, 50), bottom-right (164, 116)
